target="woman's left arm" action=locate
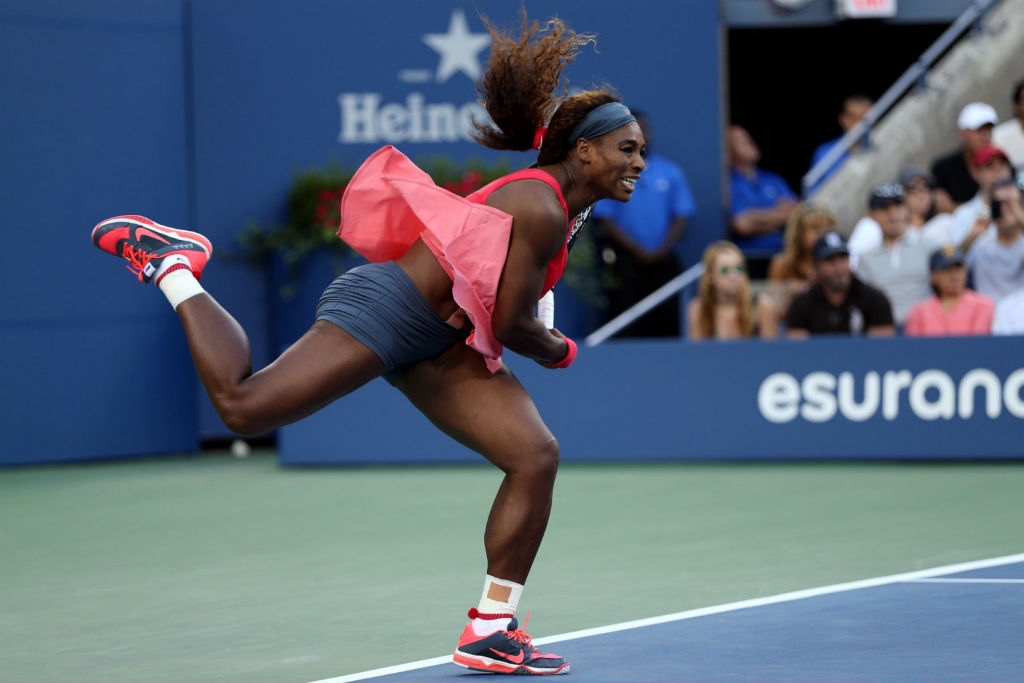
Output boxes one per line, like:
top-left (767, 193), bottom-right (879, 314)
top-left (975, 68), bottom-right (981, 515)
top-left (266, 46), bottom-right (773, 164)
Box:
top-left (488, 182), bottom-right (573, 365)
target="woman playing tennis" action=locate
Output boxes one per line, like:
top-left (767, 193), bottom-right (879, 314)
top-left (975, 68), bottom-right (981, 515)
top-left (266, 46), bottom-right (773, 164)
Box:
top-left (91, 10), bottom-right (644, 675)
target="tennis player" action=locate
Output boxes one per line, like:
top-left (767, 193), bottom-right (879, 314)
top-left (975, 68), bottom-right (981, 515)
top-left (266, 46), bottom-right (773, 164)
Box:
top-left (91, 11), bottom-right (643, 676)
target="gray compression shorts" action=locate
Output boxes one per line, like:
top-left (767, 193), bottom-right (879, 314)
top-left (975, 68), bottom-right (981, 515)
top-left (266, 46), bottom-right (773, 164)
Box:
top-left (315, 261), bottom-right (469, 376)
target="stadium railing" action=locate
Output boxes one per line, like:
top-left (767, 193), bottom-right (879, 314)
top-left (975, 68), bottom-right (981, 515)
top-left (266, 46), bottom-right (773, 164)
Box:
top-left (801, 0), bottom-right (1001, 196)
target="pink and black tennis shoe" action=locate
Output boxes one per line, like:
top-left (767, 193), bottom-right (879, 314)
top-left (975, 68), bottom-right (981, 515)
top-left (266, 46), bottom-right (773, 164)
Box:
top-left (453, 611), bottom-right (570, 675)
top-left (92, 215), bottom-right (212, 283)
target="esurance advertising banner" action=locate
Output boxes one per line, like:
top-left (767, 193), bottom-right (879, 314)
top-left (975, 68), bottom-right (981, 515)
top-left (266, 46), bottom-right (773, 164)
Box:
top-left (531, 335), bottom-right (1024, 460)
top-left (660, 336), bottom-right (1024, 460)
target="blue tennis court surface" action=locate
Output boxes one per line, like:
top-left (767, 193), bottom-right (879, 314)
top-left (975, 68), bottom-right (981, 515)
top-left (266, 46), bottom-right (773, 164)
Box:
top-left (318, 554), bottom-right (1024, 683)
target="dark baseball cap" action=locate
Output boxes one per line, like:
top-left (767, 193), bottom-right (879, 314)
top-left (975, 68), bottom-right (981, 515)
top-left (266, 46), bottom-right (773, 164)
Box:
top-left (814, 231), bottom-right (850, 261)
top-left (897, 166), bottom-right (934, 189)
top-left (868, 183), bottom-right (905, 209)
top-left (929, 245), bottom-right (966, 271)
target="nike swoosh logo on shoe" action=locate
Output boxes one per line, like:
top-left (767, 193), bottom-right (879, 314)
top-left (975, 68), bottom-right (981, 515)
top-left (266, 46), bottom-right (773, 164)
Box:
top-left (489, 647), bottom-right (525, 664)
top-left (130, 225), bottom-right (211, 255)
top-left (130, 225), bottom-right (170, 247)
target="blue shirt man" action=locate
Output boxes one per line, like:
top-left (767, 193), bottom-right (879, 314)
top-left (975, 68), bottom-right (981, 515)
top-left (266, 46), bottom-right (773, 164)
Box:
top-left (729, 165), bottom-right (796, 253)
top-left (593, 113), bottom-right (696, 337)
top-left (805, 95), bottom-right (873, 195)
top-left (806, 137), bottom-right (848, 195)
top-left (728, 125), bottom-right (797, 257)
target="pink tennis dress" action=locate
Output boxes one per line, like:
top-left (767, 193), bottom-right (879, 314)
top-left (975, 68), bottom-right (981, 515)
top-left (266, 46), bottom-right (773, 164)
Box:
top-left (338, 145), bottom-right (570, 372)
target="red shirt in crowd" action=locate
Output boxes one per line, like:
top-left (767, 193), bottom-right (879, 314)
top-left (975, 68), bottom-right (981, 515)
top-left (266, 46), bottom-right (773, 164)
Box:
top-left (903, 289), bottom-right (995, 336)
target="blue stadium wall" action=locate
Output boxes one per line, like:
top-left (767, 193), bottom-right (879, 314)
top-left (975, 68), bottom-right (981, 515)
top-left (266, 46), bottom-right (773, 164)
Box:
top-left (1, 1), bottom-right (198, 464)
top-left (1, 0), bottom-right (724, 465)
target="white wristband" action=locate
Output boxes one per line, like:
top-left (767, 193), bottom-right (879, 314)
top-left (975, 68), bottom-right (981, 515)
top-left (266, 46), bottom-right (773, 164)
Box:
top-left (537, 290), bottom-right (555, 328)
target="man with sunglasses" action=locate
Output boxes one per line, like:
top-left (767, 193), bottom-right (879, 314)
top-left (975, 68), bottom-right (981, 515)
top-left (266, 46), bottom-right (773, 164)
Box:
top-left (785, 232), bottom-right (895, 338)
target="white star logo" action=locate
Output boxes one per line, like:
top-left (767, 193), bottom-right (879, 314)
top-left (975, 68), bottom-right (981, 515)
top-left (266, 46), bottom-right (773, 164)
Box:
top-left (422, 9), bottom-right (490, 83)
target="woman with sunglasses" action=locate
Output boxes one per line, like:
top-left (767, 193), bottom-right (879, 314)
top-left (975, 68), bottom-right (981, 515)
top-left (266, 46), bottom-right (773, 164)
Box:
top-left (687, 241), bottom-right (778, 340)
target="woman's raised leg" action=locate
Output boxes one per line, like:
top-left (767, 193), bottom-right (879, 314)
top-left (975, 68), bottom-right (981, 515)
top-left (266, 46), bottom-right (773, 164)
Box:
top-left (177, 298), bottom-right (384, 435)
top-left (92, 214), bottom-right (385, 436)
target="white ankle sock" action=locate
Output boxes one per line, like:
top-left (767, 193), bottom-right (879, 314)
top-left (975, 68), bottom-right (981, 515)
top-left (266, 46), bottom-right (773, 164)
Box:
top-left (472, 575), bottom-right (524, 635)
top-left (157, 267), bottom-right (205, 310)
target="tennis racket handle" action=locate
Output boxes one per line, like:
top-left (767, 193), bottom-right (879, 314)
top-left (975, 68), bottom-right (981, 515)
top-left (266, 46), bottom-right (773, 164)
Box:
top-left (537, 291), bottom-right (555, 328)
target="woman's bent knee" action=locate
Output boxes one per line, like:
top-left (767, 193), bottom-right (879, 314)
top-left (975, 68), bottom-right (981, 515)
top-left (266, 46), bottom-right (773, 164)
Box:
top-left (504, 434), bottom-right (560, 480)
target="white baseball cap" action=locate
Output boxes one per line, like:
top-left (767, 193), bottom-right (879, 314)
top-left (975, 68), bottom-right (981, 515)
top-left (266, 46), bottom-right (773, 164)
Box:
top-left (957, 102), bottom-right (998, 130)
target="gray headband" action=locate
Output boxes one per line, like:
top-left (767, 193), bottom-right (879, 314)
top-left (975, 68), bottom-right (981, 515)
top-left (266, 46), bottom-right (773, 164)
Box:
top-left (567, 102), bottom-right (637, 146)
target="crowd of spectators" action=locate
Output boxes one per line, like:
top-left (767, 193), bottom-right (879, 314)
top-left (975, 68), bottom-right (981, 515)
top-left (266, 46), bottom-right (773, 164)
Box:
top-left (774, 90), bottom-right (1024, 341)
top-left (744, 88), bottom-right (1023, 340)
top-left (592, 82), bottom-right (1024, 343)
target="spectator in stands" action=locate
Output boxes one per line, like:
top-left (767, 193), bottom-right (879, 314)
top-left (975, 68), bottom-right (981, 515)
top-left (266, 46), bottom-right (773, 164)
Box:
top-left (954, 145), bottom-right (1016, 250)
top-left (904, 246), bottom-right (993, 337)
top-left (785, 231), bottom-right (895, 338)
top-left (848, 183), bottom-right (910, 267)
top-left (728, 124), bottom-right (797, 274)
top-left (594, 112), bottom-right (696, 337)
top-left (899, 166), bottom-right (956, 245)
top-left (805, 94), bottom-right (873, 195)
top-left (992, 286), bottom-right (1024, 335)
top-left (992, 79), bottom-right (1024, 173)
top-left (687, 241), bottom-right (777, 341)
top-left (964, 177), bottom-right (1024, 303)
top-left (930, 102), bottom-right (998, 213)
top-left (766, 202), bottom-right (837, 316)
top-left (853, 185), bottom-right (935, 326)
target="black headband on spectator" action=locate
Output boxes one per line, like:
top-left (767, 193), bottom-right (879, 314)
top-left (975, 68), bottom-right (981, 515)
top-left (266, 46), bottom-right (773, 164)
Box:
top-left (568, 102), bottom-right (637, 146)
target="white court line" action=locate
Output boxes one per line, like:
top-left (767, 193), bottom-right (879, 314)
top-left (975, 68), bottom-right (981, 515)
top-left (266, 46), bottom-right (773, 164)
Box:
top-left (311, 552), bottom-right (1024, 683)
top-left (903, 577), bottom-right (1024, 584)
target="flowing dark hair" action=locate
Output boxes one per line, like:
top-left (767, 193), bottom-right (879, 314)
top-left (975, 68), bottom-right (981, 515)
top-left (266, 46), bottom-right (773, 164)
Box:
top-left (471, 8), bottom-right (621, 163)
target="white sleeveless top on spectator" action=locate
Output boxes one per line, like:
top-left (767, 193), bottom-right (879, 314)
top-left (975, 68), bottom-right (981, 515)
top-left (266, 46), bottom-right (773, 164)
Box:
top-left (965, 230), bottom-right (1024, 303)
top-left (992, 119), bottom-right (1024, 173)
top-left (992, 288), bottom-right (1024, 335)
